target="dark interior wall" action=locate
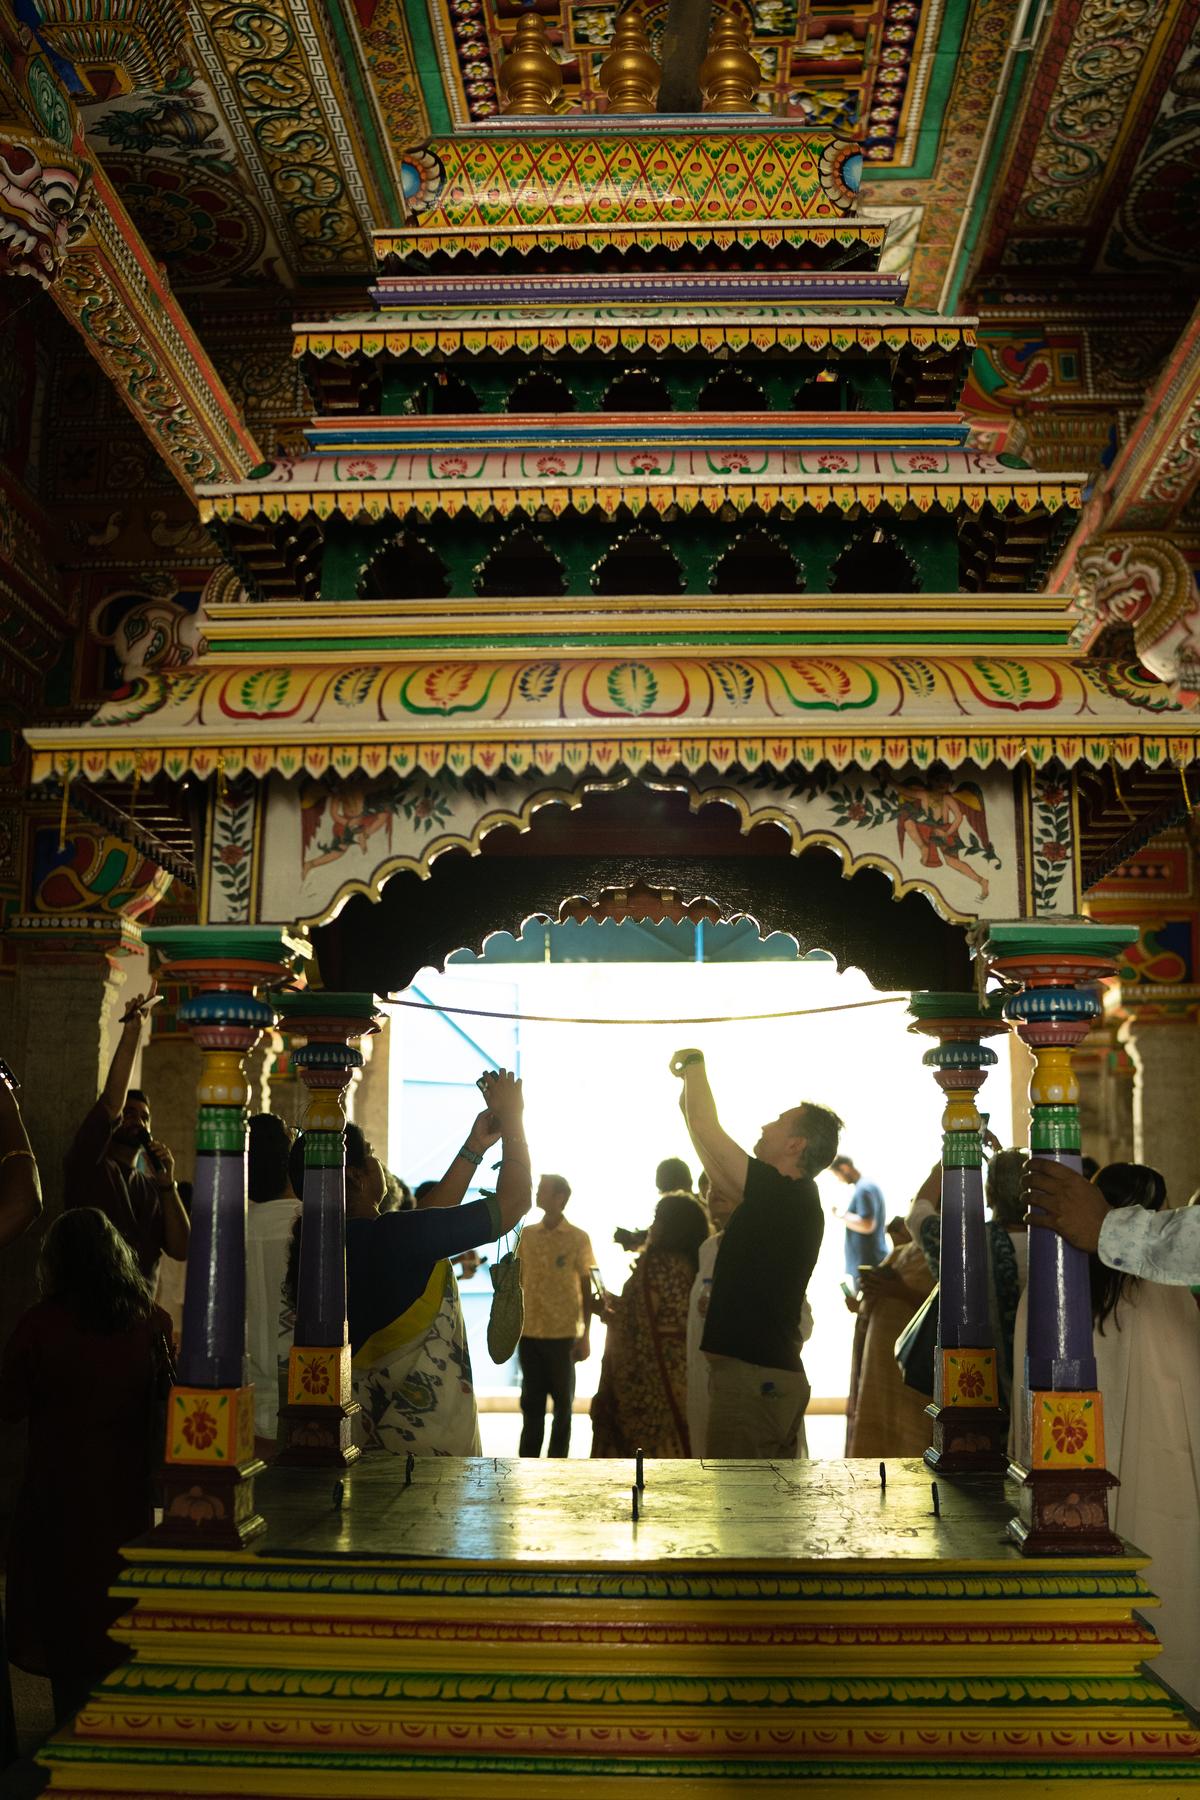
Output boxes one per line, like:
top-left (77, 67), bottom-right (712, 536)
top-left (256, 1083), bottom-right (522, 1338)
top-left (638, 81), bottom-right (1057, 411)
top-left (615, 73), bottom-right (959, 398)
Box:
top-left (313, 787), bottom-right (971, 994)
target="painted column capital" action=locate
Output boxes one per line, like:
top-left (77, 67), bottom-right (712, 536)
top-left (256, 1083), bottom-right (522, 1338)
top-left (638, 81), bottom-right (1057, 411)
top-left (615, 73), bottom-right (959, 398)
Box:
top-left (275, 990), bottom-right (382, 1130)
top-left (908, 990), bottom-right (1007, 1472)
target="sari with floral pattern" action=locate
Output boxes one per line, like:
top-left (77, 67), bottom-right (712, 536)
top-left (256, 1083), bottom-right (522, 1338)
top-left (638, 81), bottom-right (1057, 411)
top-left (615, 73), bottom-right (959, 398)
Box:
top-left (590, 1249), bottom-right (694, 1458)
top-left (353, 1260), bottom-right (481, 1456)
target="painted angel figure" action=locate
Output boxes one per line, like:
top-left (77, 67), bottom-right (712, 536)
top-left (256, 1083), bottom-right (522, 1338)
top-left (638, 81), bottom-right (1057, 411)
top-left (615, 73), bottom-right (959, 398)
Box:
top-left (300, 783), bottom-right (395, 876)
top-left (895, 778), bottom-right (997, 902)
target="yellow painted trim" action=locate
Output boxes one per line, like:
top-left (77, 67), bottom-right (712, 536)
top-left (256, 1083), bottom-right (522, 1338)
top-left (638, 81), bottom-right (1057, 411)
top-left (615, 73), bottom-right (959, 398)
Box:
top-left (352, 1259), bottom-right (448, 1371)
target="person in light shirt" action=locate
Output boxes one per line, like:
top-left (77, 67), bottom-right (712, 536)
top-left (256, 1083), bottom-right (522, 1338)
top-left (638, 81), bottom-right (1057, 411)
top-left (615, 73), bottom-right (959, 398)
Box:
top-left (516, 1174), bottom-right (597, 1457)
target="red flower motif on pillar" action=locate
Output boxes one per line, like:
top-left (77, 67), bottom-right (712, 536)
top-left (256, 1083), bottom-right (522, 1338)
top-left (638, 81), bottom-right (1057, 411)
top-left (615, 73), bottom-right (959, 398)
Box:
top-left (182, 1403), bottom-right (218, 1450)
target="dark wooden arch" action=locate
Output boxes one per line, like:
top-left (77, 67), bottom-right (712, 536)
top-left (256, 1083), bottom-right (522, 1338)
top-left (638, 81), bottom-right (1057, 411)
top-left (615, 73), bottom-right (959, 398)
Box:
top-left (313, 785), bottom-right (970, 993)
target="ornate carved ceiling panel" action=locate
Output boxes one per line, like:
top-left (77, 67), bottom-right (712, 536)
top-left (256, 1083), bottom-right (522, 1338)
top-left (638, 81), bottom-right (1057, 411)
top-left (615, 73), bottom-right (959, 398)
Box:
top-left (970, 0), bottom-right (1200, 278)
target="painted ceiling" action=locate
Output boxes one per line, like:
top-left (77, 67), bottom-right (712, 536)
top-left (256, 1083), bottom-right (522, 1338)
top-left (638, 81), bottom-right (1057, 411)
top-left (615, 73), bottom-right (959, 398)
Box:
top-left (14, 0), bottom-right (1012, 299)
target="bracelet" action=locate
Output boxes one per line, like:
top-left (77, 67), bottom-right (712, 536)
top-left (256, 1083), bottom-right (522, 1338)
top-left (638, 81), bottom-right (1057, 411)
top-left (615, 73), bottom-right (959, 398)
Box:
top-left (457, 1145), bottom-right (483, 1167)
top-left (679, 1053), bottom-right (704, 1069)
top-left (0, 1148), bottom-right (35, 1169)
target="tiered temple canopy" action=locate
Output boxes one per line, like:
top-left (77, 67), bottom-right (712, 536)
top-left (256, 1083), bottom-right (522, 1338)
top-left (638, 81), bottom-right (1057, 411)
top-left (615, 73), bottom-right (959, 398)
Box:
top-left (25, 115), bottom-right (1193, 790)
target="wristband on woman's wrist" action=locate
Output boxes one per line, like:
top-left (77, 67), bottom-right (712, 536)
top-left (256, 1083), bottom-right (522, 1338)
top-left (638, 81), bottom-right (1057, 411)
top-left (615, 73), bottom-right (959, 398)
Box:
top-left (680, 1053), bottom-right (704, 1070)
top-left (457, 1145), bottom-right (483, 1167)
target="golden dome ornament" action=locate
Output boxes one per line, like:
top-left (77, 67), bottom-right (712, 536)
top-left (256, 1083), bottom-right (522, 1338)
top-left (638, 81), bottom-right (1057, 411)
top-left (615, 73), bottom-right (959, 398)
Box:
top-left (599, 13), bottom-right (660, 113)
top-left (700, 12), bottom-right (762, 112)
top-left (499, 12), bottom-right (565, 115)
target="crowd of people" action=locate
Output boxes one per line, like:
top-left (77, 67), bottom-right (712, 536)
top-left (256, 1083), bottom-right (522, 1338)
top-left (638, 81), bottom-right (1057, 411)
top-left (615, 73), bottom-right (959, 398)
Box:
top-left (1, 982), bottom-right (1199, 1729)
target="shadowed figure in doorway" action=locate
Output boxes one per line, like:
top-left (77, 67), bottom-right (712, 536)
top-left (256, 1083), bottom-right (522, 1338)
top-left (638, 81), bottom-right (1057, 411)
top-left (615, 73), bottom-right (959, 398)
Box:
top-left (516, 1174), bottom-right (597, 1457)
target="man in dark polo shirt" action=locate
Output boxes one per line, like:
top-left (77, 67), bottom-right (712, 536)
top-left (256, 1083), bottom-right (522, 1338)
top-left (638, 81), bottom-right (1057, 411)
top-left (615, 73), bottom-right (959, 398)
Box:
top-left (64, 982), bottom-right (189, 1284)
top-left (670, 1046), bottom-right (841, 1459)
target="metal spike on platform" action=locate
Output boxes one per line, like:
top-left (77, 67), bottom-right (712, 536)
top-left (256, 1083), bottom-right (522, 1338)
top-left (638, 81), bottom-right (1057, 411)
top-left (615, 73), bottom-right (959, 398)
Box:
top-left (332, 1480), bottom-right (344, 1509)
top-left (405, 1453), bottom-right (415, 1486)
top-left (632, 1485), bottom-right (640, 1522)
top-left (879, 1462), bottom-right (886, 1489)
top-left (931, 1481), bottom-right (941, 1517)
top-left (636, 1448), bottom-right (645, 1491)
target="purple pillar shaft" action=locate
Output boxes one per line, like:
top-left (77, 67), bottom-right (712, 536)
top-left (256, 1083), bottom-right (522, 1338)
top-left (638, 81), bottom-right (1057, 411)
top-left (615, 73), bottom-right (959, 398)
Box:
top-left (294, 1159), bottom-right (347, 1347)
top-left (177, 1150), bottom-right (247, 1389)
top-left (1025, 1148), bottom-right (1096, 1389)
top-left (938, 1164), bottom-right (992, 1348)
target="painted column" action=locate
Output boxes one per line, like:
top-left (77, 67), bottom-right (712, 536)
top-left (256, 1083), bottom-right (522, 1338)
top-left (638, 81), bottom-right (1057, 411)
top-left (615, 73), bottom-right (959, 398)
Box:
top-left (275, 990), bottom-right (380, 1467)
top-left (1117, 1007), bottom-right (1200, 1206)
top-left (143, 925), bottom-right (306, 1548)
top-left (984, 921), bottom-right (1136, 1557)
top-left (909, 992), bottom-right (1009, 1471)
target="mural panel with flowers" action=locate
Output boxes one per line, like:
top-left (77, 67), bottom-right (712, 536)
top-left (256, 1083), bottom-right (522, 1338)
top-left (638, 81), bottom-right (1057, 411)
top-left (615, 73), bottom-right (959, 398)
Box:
top-left (258, 762), bottom-right (1020, 929)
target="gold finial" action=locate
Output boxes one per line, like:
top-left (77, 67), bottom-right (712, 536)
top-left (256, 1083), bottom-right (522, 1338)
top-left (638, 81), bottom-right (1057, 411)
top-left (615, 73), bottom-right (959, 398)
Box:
top-left (499, 12), bottom-right (564, 115)
top-left (700, 12), bottom-right (761, 112)
top-left (599, 12), bottom-right (660, 113)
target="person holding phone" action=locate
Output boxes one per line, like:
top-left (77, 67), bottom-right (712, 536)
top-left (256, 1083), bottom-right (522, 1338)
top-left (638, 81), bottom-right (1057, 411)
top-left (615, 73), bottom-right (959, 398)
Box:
top-left (63, 982), bottom-right (189, 1283)
top-left (671, 1048), bottom-right (841, 1460)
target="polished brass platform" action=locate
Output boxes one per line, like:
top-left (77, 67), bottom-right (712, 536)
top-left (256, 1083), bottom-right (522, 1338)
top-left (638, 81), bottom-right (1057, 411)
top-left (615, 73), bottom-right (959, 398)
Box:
top-left (40, 1458), bottom-right (1200, 1796)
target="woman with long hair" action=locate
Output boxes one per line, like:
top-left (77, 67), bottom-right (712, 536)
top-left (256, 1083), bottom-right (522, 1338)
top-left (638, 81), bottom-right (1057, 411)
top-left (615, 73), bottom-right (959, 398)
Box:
top-left (0, 1208), bottom-right (173, 1723)
top-left (1011, 1161), bottom-right (1200, 1707)
top-left (591, 1190), bottom-right (711, 1458)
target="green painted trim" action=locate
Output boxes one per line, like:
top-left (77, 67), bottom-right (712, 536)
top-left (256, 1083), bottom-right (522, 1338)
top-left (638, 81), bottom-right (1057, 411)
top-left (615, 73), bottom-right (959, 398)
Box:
top-left (98, 1665), bottom-right (1174, 1706)
top-left (943, 1131), bottom-right (984, 1167)
top-left (940, 42), bottom-right (1035, 310)
top-left (986, 922), bottom-right (1140, 958)
top-left (275, 990), bottom-right (380, 1022)
top-left (41, 1744), bottom-right (1200, 1780)
top-left (323, 3), bottom-right (404, 227)
top-left (909, 991), bottom-right (1008, 1022)
top-left (214, 630), bottom-right (1073, 654)
top-left (864, 0), bottom-right (970, 183)
top-left (304, 1130), bottom-right (346, 1168)
top-left (1030, 1107), bottom-right (1082, 1154)
top-left (196, 1107), bottom-right (247, 1154)
top-left (144, 925), bottom-right (308, 961)
top-left (408, 0), bottom-right (454, 136)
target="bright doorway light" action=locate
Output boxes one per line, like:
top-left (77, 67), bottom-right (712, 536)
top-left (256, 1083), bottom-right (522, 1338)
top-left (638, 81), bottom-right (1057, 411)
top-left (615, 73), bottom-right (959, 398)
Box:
top-left (385, 959), bottom-right (1013, 1408)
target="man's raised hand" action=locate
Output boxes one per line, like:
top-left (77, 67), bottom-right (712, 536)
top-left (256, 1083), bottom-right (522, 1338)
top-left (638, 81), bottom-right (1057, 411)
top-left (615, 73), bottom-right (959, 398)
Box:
top-left (669, 1048), bottom-right (705, 1079)
top-left (1022, 1158), bottom-right (1108, 1253)
top-left (482, 1069), bottom-right (523, 1130)
top-left (120, 979), bottom-right (161, 1028)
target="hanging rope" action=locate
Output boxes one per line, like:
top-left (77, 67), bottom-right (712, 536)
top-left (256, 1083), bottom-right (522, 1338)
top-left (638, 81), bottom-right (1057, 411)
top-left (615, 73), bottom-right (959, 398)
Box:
top-left (387, 993), bottom-right (909, 1028)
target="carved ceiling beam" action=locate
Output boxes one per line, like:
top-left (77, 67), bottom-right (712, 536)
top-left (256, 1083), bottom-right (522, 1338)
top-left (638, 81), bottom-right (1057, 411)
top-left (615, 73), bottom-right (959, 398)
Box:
top-left (53, 165), bottom-right (265, 494)
top-left (1052, 300), bottom-right (1200, 573)
top-left (187, 0), bottom-right (393, 273)
top-left (1052, 305), bottom-right (1200, 709)
top-left (0, 18), bottom-right (263, 495)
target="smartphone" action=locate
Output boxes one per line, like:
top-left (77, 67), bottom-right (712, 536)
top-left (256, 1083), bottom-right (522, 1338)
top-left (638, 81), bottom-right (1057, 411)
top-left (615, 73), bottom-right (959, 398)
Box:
top-left (588, 1266), bottom-right (607, 1305)
top-left (137, 1127), bottom-right (165, 1174)
top-left (0, 1059), bottom-right (19, 1093)
top-left (840, 1279), bottom-right (856, 1301)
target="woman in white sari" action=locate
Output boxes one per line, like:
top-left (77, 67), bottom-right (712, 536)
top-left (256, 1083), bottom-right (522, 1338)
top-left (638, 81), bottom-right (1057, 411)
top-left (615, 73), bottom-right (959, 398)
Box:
top-left (1011, 1162), bottom-right (1200, 1708)
top-left (285, 1073), bottom-right (531, 1458)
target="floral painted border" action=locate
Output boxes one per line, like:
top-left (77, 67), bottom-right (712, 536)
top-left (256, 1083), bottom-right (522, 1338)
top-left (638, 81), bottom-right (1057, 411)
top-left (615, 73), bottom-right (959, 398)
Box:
top-left (1029, 771), bottom-right (1076, 915)
top-left (209, 781), bottom-right (257, 923)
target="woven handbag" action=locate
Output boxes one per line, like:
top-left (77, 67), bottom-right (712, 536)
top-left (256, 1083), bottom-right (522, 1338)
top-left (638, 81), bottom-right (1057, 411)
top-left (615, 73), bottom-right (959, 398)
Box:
top-left (487, 1229), bottom-right (524, 1364)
